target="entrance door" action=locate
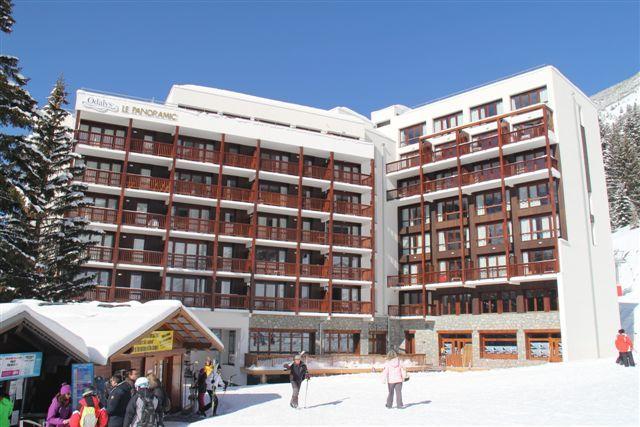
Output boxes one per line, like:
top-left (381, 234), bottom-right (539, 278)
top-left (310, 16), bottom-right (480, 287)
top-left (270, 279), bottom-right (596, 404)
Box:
top-left (404, 331), bottom-right (415, 354)
top-left (439, 333), bottom-right (473, 367)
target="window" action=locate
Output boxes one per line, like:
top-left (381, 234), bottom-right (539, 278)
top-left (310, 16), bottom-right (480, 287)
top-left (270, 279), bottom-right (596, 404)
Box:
top-left (477, 254), bottom-right (507, 279)
top-left (249, 329), bottom-right (314, 354)
top-left (83, 159), bottom-right (122, 173)
top-left (518, 181), bottom-right (556, 209)
top-left (84, 195), bottom-right (118, 210)
top-left (399, 204), bottom-right (429, 228)
top-left (520, 216), bottom-right (553, 241)
top-left (476, 190), bottom-right (509, 215)
top-left (400, 263), bottom-right (421, 277)
top-left (439, 293), bottom-right (472, 315)
top-left (227, 330), bottom-right (236, 365)
top-left (333, 286), bottom-right (360, 302)
top-left (165, 276), bottom-right (207, 294)
top-left (511, 87), bottom-right (547, 110)
top-left (480, 333), bottom-right (518, 359)
top-left (78, 269), bottom-right (111, 286)
top-left (434, 112), bottom-right (463, 132)
top-left (401, 290), bottom-right (422, 305)
top-left (471, 100), bottom-right (503, 121)
top-left (401, 234), bottom-right (427, 256)
top-left (525, 331), bottom-right (561, 360)
top-left (524, 288), bottom-right (557, 312)
top-left (323, 331), bottom-right (359, 354)
top-left (400, 123), bottom-right (426, 147)
top-left (438, 228), bottom-right (468, 251)
top-left (522, 249), bottom-right (555, 263)
top-left (477, 223), bottom-right (509, 246)
top-left (437, 198), bottom-right (467, 222)
top-left (368, 332), bottom-right (387, 355)
top-left (169, 240), bottom-right (210, 270)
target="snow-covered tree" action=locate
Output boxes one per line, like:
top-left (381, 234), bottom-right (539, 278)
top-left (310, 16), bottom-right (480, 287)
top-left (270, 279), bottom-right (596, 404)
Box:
top-left (0, 0), bottom-right (40, 301)
top-left (27, 78), bottom-right (99, 300)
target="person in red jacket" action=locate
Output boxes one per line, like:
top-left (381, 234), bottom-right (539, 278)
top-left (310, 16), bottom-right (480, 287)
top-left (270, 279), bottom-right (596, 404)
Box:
top-left (69, 389), bottom-right (108, 427)
top-left (615, 329), bottom-right (635, 367)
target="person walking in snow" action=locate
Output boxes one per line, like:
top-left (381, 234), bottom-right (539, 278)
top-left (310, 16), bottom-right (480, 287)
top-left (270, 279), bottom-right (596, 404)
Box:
top-left (123, 378), bottom-right (160, 427)
top-left (382, 350), bottom-right (406, 409)
top-left (106, 374), bottom-right (132, 427)
top-left (284, 354), bottom-right (309, 409)
top-left (615, 329), bottom-right (635, 367)
top-left (69, 389), bottom-right (108, 427)
top-left (46, 384), bottom-right (72, 427)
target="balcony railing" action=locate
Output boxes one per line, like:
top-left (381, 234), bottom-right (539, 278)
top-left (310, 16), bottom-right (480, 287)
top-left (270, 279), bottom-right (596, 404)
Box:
top-left (173, 180), bottom-right (216, 198)
top-left (386, 154), bottom-right (425, 174)
top-left (80, 168), bottom-right (122, 187)
top-left (165, 292), bottom-right (212, 308)
top-left (125, 174), bottom-right (170, 193)
top-left (301, 229), bottom-right (329, 245)
top-left (509, 260), bottom-right (557, 276)
top-left (504, 156), bottom-right (557, 177)
top-left (331, 300), bottom-right (371, 314)
top-left (334, 201), bottom-right (372, 217)
top-left (333, 169), bottom-right (373, 187)
top-left (171, 216), bottom-right (215, 234)
top-left (167, 253), bottom-right (212, 270)
top-left (388, 304), bottom-right (431, 317)
top-left (176, 145), bottom-right (220, 164)
top-left (300, 264), bottom-right (327, 277)
top-left (76, 130), bottom-right (126, 151)
top-left (86, 246), bottom-right (114, 263)
top-left (254, 260), bottom-right (297, 276)
top-left (386, 182), bottom-right (422, 201)
top-left (214, 294), bottom-right (249, 309)
top-left (219, 221), bottom-right (252, 237)
top-left (298, 298), bottom-right (329, 312)
top-left (424, 270), bottom-right (463, 283)
top-left (303, 164), bottom-right (330, 180)
top-left (256, 225), bottom-right (297, 242)
top-left (70, 206), bottom-right (118, 224)
top-left (302, 197), bottom-right (329, 212)
top-left (387, 273), bottom-right (423, 288)
top-left (458, 134), bottom-right (499, 156)
top-left (260, 158), bottom-right (299, 175)
top-left (332, 233), bottom-right (372, 249)
top-left (118, 248), bottom-right (163, 266)
top-left (122, 210), bottom-right (166, 229)
top-left (221, 186), bottom-right (253, 203)
top-left (129, 139), bottom-right (173, 158)
top-left (258, 191), bottom-right (298, 209)
top-left (224, 152), bottom-right (255, 169)
top-left (465, 265), bottom-right (508, 281)
top-left (216, 257), bottom-right (250, 273)
top-left (85, 286), bottom-right (161, 303)
top-left (503, 124), bottom-right (545, 144)
top-left (253, 296), bottom-right (296, 312)
top-left (332, 266), bottom-right (372, 281)
top-left (424, 175), bottom-right (458, 193)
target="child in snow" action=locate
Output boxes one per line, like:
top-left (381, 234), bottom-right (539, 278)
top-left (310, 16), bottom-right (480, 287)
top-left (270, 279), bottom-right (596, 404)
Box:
top-left (381, 350), bottom-right (406, 409)
top-left (46, 384), bottom-right (72, 427)
top-left (69, 389), bottom-right (108, 427)
top-left (284, 354), bottom-right (310, 408)
top-left (615, 329), bottom-right (635, 367)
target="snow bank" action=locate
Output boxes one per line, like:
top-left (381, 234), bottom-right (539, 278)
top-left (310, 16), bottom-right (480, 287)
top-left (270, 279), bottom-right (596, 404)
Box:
top-left (174, 359), bottom-right (639, 426)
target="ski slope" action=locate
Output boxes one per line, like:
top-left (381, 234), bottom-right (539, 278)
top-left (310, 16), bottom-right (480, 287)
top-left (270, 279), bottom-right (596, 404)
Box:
top-left (173, 359), bottom-right (638, 426)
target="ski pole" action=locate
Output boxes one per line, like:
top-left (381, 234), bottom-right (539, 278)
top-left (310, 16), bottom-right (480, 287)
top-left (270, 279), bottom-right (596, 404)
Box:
top-left (304, 378), bottom-right (310, 409)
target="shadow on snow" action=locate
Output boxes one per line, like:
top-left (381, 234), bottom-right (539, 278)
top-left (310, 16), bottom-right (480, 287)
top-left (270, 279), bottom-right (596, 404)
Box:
top-left (217, 392), bottom-right (282, 416)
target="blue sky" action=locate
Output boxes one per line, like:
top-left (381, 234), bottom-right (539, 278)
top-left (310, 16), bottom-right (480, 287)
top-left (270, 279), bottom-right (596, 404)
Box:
top-left (4, 0), bottom-right (639, 115)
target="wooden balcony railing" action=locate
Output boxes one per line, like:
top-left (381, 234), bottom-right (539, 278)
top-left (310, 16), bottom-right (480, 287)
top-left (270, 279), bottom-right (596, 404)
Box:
top-left (509, 260), bottom-right (557, 277)
top-left (424, 175), bottom-right (458, 193)
top-left (458, 134), bottom-right (499, 156)
top-left (424, 270), bottom-right (463, 283)
top-left (221, 186), bottom-right (253, 203)
top-left (253, 296), bottom-right (296, 312)
top-left (75, 130), bottom-right (126, 151)
top-left (214, 294), bottom-right (249, 309)
top-left (303, 164), bottom-right (330, 180)
top-left (260, 158), bottom-right (299, 176)
top-left (301, 229), bottom-right (329, 245)
top-left (298, 298), bottom-right (329, 312)
top-left (256, 225), bottom-right (297, 242)
top-left (388, 304), bottom-right (427, 317)
top-left (219, 221), bottom-right (252, 237)
top-left (258, 191), bottom-right (298, 209)
top-left (167, 253), bottom-right (213, 270)
top-left (334, 201), bottom-right (372, 217)
top-left (333, 169), bottom-right (373, 186)
top-left (387, 273), bottom-right (422, 288)
top-left (300, 264), bottom-right (327, 277)
top-left (165, 292), bottom-right (212, 308)
top-left (224, 152), bottom-right (255, 169)
top-left (331, 300), bottom-right (371, 314)
top-left (176, 146), bottom-right (220, 164)
top-left (504, 156), bottom-right (557, 177)
top-left (503, 124), bottom-right (545, 144)
top-left (173, 180), bottom-right (216, 198)
top-left (385, 154), bottom-right (425, 174)
top-left (84, 286), bottom-right (160, 303)
top-left (245, 353), bottom-right (428, 369)
top-left (332, 233), bottom-right (372, 249)
top-left (69, 206), bottom-right (118, 224)
top-left (462, 166), bottom-right (503, 185)
top-left (254, 260), bottom-right (297, 276)
top-left (125, 174), bottom-right (170, 192)
top-left (332, 266), bottom-right (372, 281)
top-left (387, 182), bottom-right (422, 200)
top-left (80, 168), bottom-right (122, 187)
top-left (118, 248), bottom-right (163, 266)
top-left (465, 265), bottom-right (508, 281)
top-left (431, 144), bottom-right (458, 163)
top-left (86, 246), bottom-right (114, 263)
top-left (129, 138), bottom-right (173, 158)
top-left (122, 210), bottom-right (166, 229)
top-left (302, 197), bottom-right (329, 212)
top-left (171, 216), bottom-right (215, 234)
top-left (216, 257), bottom-right (250, 273)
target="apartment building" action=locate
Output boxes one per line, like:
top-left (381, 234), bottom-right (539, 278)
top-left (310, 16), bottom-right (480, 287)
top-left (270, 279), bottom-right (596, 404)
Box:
top-left (71, 65), bottom-right (619, 382)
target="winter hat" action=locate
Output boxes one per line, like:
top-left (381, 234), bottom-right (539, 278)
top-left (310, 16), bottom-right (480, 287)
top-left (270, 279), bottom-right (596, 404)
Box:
top-left (294, 354), bottom-right (301, 361)
top-left (135, 377), bottom-right (150, 389)
top-left (60, 383), bottom-right (71, 395)
top-left (82, 388), bottom-right (94, 397)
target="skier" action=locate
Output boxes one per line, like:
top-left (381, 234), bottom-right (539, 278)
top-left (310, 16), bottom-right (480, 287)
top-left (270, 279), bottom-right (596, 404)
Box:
top-left (46, 384), bottom-right (72, 427)
top-left (615, 329), bottom-right (635, 367)
top-left (106, 374), bottom-right (133, 427)
top-left (284, 354), bottom-right (310, 409)
top-left (123, 378), bottom-right (160, 427)
top-left (209, 366), bottom-right (226, 416)
top-left (382, 350), bottom-right (406, 409)
top-left (69, 389), bottom-right (109, 427)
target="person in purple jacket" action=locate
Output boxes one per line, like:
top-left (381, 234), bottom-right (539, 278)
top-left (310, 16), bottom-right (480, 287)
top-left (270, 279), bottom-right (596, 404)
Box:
top-left (46, 384), bottom-right (72, 427)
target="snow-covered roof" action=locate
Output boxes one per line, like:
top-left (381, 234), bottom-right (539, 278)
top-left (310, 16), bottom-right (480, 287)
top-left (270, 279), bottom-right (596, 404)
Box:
top-left (4, 300), bottom-right (223, 365)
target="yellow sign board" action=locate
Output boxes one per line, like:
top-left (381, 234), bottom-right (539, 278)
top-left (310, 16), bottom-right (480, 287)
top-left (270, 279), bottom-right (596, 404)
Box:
top-left (131, 331), bottom-right (174, 354)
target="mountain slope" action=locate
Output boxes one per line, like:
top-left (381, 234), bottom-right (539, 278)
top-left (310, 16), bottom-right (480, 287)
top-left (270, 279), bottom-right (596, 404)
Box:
top-left (592, 72), bottom-right (639, 123)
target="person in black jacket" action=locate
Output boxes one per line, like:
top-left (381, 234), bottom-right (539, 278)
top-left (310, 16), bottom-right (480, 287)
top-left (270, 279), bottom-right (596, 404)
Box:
top-left (106, 374), bottom-right (132, 427)
top-left (284, 354), bottom-right (310, 409)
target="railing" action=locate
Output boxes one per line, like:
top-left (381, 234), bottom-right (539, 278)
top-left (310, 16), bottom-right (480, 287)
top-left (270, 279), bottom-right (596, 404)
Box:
top-left (253, 296), bottom-right (296, 312)
top-left (332, 266), bottom-right (372, 281)
top-left (258, 191), bottom-right (298, 208)
top-left (503, 124), bottom-right (545, 144)
top-left (462, 166), bottom-right (503, 185)
top-left (129, 139), bottom-right (173, 157)
top-left (260, 158), bottom-right (299, 175)
top-left (301, 229), bottom-right (329, 245)
top-left (431, 144), bottom-right (458, 162)
top-left (69, 206), bottom-right (118, 224)
top-left (85, 286), bottom-right (161, 303)
top-left (332, 233), bottom-right (372, 249)
top-left (424, 270), bottom-right (463, 283)
top-left (176, 145), bottom-right (220, 164)
top-left (299, 298), bottom-right (329, 312)
top-left (122, 210), bottom-right (166, 229)
top-left (459, 134), bottom-right (499, 156)
top-left (387, 182), bottom-right (422, 200)
top-left (165, 292), bottom-right (212, 308)
top-left (505, 156), bottom-right (557, 177)
top-left (300, 264), bottom-right (327, 277)
top-left (214, 294), bottom-right (249, 309)
top-left (424, 175), bottom-right (458, 193)
top-left (256, 225), bottom-right (297, 242)
top-left (171, 216), bottom-right (215, 234)
top-left (465, 265), bottom-right (508, 281)
top-left (76, 130), bottom-right (126, 151)
top-left (224, 152), bottom-right (255, 169)
top-left (254, 260), bottom-right (297, 276)
top-left (86, 246), bottom-right (114, 263)
top-left (388, 304), bottom-right (427, 317)
top-left (80, 168), bottom-right (122, 187)
top-left (334, 201), bottom-right (372, 217)
top-left (221, 186), bottom-right (253, 203)
top-left (521, 229), bottom-right (554, 241)
top-left (173, 180), bottom-right (216, 198)
top-left (333, 169), bottom-right (373, 186)
top-left (387, 273), bottom-right (422, 288)
top-left (331, 300), bottom-right (371, 314)
top-left (386, 154), bottom-right (424, 174)
top-left (125, 174), bottom-right (170, 192)
top-left (167, 253), bottom-right (213, 270)
top-left (219, 221), bottom-right (252, 237)
top-left (245, 353), bottom-right (428, 369)
top-left (217, 257), bottom-right (250, 273)
top-left (304, 164), bottom-right (329, 180)
top-left (509, 260), bottom-right (557, 277)
top-left (118, 248), bottom-right (163, 266)
top-left (302, 197), bottom-right (329, 212)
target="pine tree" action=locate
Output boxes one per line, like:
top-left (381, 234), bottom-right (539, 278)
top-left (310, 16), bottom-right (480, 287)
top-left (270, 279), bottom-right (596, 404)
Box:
top-left (28, 78), bottom-right (100, 300)
top-left (0, 0), bottom-right (40, 301)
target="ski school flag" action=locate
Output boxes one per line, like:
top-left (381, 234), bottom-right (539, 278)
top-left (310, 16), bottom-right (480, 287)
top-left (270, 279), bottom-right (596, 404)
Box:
top-left (131, 330), bottom-right (174, 354)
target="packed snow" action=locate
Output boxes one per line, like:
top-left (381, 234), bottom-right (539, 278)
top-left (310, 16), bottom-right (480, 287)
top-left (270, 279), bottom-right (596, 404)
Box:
top-left (592, 72), bottom-right (640, 123)
top-left (172, 359), bottom-right (639, 426)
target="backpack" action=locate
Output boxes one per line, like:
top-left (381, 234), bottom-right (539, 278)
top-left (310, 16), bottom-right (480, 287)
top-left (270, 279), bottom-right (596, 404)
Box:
top-left (136, 395), bottom-right (158, 427)
top-left (79, 399), bottom-right (98, 427)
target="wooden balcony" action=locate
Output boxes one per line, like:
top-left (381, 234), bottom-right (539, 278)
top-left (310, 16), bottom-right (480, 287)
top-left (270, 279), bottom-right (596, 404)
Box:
top-left (176, 145), bottom-right (220, 164)
top-left (224, 152), bottom-right (255, 169)
top-left (129, 138), bottom-right (173, 158)
top-left (298, 298), bottom-right (329, 312)
top-left (424, 175), bottom-right (458, 193)
top-left (167, 253), bottom-right (212, 271)
top-left (260, 158), bottom-right (299, 175)
top-left (509, 260), bottom-right (557, 277)
top-left (465, 265), bottom-right (508, 281)
top-left (221, 186), bottom-right (253, 203)
top-left (125, 174), bottom-right (170, 193)
top-left (387, 273), bottom-right (422, 288)
top-left (302, 197), bottom-right (329, 212)
top-left (256, 225), bottom-right (297, 241)
top-left (424, 270), bottom-right (463, 283)
top-left (300, 264), bottom-right (327, 277)
top-left (258, 190), bottom-right (298, 209)
top-left (173, 180), bottom-right (216, 198)
top-left (334, 201), bottom-right (372, 217)
top-left (388, 304), bottom-right (426, 317)
top-left (504, 156), bottom-right (557, 178)
top-left (332, 233), bottom-right (372, 249)
top-left (333, 169), bottom-right (373, 186)
top-left (214, 294), bottom-right (249, 310)
top-left (332, 266), bottom-right (372, 281)
top-left (165, 291), bottom-right (212, 308)
top-left (502, 123), bottom-right (545, 144)
top-left (86, 246), bottom-right (114, 263)
top-left (331, 300), bottom-right (371, 314)
top-left (80, 168), bottom-right (122, 187)
top-left (387, 182), bottom-right (422, 200)
top-left (219, 221), bottom-right (252, 237)
top-left (303, 164), bottom-right (330, 180)
top-left (253, 296), bottom-right (296, 312)
top-left (245, 353), bottom-right (428, 371)
top-left (216, 257), bottom-right (251, 273)
top-left (118, 248), bottom-right (163, 266)
top-left (171, 216), bottom-right (215, 234)
top-left (386, 154), bottom-right (426, 175)
top-left (122, 210), bottom-right (166, 229)
top-left (69, 206), bottom-right (118, 224)
top-left (84, 286), bottom-right (160, 303)
top-left (75, 130), bottom-right (126, 151)
top-left (458, 134), bottom-right (499, 156)
top-left (254, 260), bottom-right (297, 276)
top-left (301, 229), bottom-right (329, 245)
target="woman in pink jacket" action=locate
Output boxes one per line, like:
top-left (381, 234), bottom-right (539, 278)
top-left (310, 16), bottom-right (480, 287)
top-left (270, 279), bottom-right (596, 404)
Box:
top-left (381, 350), bottom-right (406, 409)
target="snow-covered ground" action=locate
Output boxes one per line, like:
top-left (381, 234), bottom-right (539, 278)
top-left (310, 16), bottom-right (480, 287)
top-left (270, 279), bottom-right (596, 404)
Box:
top-left (172, 359), bottom-right (639, 426)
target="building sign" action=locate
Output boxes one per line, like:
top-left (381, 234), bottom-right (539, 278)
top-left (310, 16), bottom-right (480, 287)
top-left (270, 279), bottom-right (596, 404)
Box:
top-left (0, 352), bottom-right (42, 380)
top-left (82, 96), bottom-right (120, 113)
top-left (131, 330), bottom-right (174, 354)
top-left (71, 364), bottom-right (94, 409)
top-left (79, 93), bottom-right (178, 122)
